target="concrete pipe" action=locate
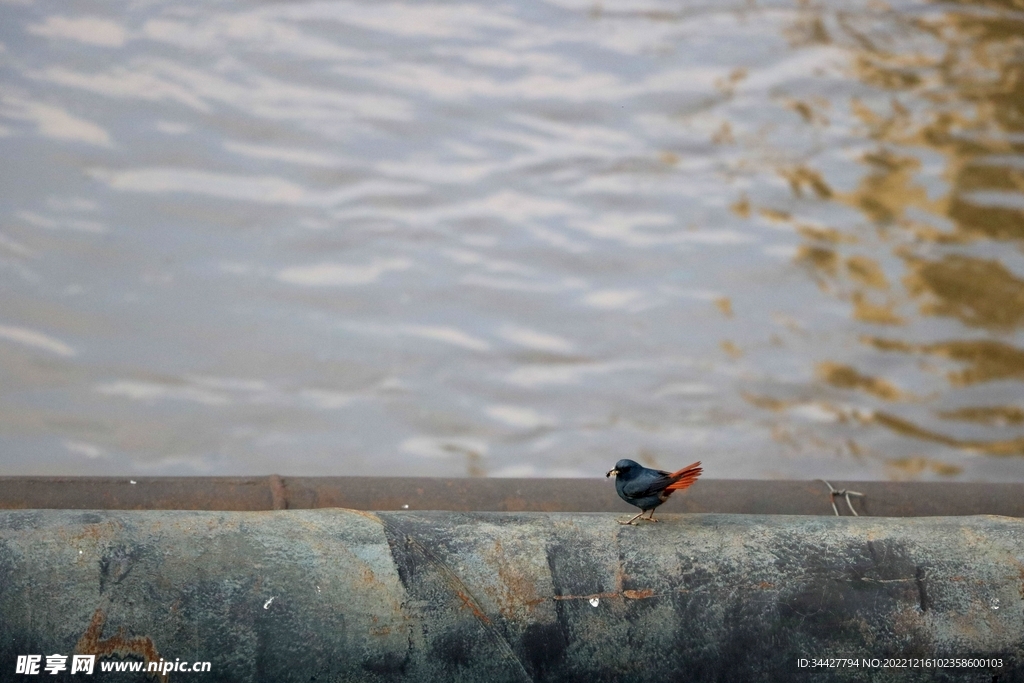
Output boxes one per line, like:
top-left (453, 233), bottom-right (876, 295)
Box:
top-left (1, 510), bottom-right (1022, 682)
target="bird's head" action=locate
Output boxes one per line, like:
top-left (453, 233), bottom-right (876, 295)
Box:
top-left (605, 459), bottom-right (641, 478)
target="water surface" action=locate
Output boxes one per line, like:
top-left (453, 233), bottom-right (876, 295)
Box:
top-left (1, 0), bottom-right (1023, 480)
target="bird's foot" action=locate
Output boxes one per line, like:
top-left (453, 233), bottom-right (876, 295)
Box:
top-left (618, 512), bottom-right (645, 525)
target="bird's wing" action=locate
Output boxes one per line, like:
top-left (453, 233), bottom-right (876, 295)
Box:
top-left (621, 471), bottom-right (673, 498)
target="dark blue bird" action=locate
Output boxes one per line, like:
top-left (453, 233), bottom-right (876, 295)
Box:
top-left (606, 459), bottom-right (702, 525)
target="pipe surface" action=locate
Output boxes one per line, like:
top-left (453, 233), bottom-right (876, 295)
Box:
top-left (2, 476), bottom-right (1024, 516)
top-left (1, 510), bottom-right (1022, 682)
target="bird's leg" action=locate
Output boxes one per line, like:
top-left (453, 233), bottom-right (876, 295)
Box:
top-left (618, 511), bottom-right (645, 525)
top-left (645, 509), bottom-right (659, 523)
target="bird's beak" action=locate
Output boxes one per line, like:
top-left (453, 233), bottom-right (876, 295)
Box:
top-left (606, 468), bottom-right (619, 478)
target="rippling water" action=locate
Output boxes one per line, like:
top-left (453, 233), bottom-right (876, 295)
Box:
top-left (1, 0), bottom-right (1023, 480)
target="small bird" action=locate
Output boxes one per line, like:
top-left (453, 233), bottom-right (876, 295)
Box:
top-left (606, 459), bottom-right (702, 525)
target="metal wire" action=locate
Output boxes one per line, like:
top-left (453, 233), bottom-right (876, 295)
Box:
top-left (818, 479), bottom-right (865, 516)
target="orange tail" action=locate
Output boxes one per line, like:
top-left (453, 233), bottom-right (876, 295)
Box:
top-left (665, 461), bottom-right (702, 491)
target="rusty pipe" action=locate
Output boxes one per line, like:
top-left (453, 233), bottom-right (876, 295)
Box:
top-left (2, 476), bottom-right (1024, 516)
top-left (1, 510), bottom-right (1021, 681)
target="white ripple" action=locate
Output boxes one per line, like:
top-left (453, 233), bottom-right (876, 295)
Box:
top-left (763, 245), bottom-right (799, 258)
top-left (460, 275), bottom-right (576, 293)
top-left (655, 383), bottom-right (715, 397)
top-left (0, 231), bottom-right (35, 257)
top-left (433, 45), bottom-right (582, 73)
top-left (507, 113), bottom-right (638, 150)
top-left (963, 191), bottom-right (1024, 211)
top-left (441, 248), bottom-right (534, 275)
top-left (38, 65), bottom-right (210, 112)
top-left (678, 230), bottom-right (755, 245)
top-left (224, 140), bottom-right (348, 168)
top-left (36, 59), bottom-right (414, 123)
top-left (17, 210), bottom-right (107, 234)
top-left (186, 375), bottom-right (269, 392)
top-left (347, 322), bottom-right (492, 352)
top-left (93, 167), bottom-right (306, 203)
top-left (504, 361), bottom-right (638, 387)
top-left (90, 167), bottom-right (425, 206)
top-left (485, 405), bottom-right (554, 429)
top-left (376, 158), bottom-right (498, 184)
top-left (790, 403), bottom-right (840, 423)
top-left (0, 95), bottom-right (111, 146)
top-left (0, 324), bottom-right (76, 357)
top-left (399, 325), bottom-right (491, 352)
top-left (299, 389), bottom-right (354, 409)
top-left (401, 436), bottom-right (489, 459)
top-left (581, 289), bottom-right (647, 310)
top-left (95, 381), bottom-right (230, 406)
top-left (357, 190), bottom-right (587, 236)
top-left (740, 46), bottom-right (848, 92)
top-left (28, 15), bottom-right (126, 47)
top-left (462, 190), bottom-right (583, 222)
top-left (64, 441), bottom-right (107, 459)
top-left (497, 324), bottom-right (575, 354)
top-left (45, 196), bottom-right (99, 212)
top-left (142, 16), bottom-right (361, 61)
top-left (321, 2), bottom-right (522, 39)
top-left (276, 258), bottom-right (412, 287)
top-left (489, 463), bottom-right (588, 478)
top-left (343, 61), bottom-right (625, 102)
top-left (155, 120), bottom-right (190, 135)
top-left (567, 213), bottom-right (689, 247)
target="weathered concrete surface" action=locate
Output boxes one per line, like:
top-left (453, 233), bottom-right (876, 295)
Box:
top-left (0, 510), bottom-right (1022, 682)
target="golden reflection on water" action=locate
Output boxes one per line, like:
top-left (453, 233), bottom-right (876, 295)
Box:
top-left (815, 362), bottom-right (908, 401)
top-left (749, 0), bottom-right (1024, 468)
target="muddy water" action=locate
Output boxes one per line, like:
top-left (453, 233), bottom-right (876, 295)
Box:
top-left (0, 0), bottom-right (1022, 480)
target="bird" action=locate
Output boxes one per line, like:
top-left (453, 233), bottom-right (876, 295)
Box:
top-left (606, 459), bottom-right (702, 525)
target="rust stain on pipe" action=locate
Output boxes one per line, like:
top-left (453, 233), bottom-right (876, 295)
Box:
top-left (454, 590), bottom-right (492, 624)
top-left (75, 608), bottom-right (168, 683)
top-left (268, 474), bottom-right (288, 510)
